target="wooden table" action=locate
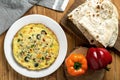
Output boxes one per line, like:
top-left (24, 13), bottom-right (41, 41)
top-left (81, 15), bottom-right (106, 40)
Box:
top-left (0, 0), bottom-right (120, 80)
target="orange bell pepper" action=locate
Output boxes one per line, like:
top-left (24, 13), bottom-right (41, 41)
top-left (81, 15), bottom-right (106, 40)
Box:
top-left (65, 53), bottom-right (88, 76)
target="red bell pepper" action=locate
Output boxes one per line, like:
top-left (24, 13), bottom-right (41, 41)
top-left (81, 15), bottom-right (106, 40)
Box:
top-left (86, 48), bottom-right (112, 70)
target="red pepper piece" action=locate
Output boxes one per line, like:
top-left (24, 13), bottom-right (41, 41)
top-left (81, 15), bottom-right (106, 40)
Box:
top-left (86, 48), bottom-right (112, 70)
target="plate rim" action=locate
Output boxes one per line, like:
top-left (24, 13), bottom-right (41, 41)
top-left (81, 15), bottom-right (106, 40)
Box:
top-left (4, 14), bottom-right (68, 78)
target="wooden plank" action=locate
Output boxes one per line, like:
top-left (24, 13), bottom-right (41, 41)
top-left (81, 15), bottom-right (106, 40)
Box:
top-left (115, 54), bottom-right (120, 80)
top-left (0, 0), bottom-right (120, 80)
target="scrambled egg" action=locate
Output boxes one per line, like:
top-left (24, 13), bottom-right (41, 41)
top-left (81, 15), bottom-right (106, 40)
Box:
top-left (12, 23), bottom-right (59, 70)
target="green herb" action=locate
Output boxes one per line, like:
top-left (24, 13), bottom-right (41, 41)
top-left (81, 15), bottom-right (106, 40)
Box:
top-left (33, 58), bottom-right (36, 62)
top-left (42, 57), bottom-right (44, 60)
top-left (20, 33), bottom-right (23, 37)
top-left (31, 44), bottom-right (34, 48)
top-left (17, 39), bottom-right (20, 42)
top-left (45, 51), bottom-right (48, 53)
top-left (32, 34), bottom-right (34, 36)
top-left (27, 53), bottom-right (32, 58)
top-left (50, 43), bottom-right (53, 47)
top-left (20, 51), bottom-right (24, 55)
top-left (28, 37), bottom-right (31, 39)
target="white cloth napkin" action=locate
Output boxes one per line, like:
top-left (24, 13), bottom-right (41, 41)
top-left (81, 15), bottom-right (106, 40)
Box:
top-left (0, 0), bottom-right (38, 35)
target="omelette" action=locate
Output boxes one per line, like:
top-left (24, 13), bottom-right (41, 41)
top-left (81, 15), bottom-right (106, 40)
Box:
top-left (12, 23), bottom-right (59, 70)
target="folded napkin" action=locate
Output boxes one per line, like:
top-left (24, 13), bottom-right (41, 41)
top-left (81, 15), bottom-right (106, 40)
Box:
top-left (0, 0), bottom-right (38, 35)
top-left (0, 0), bottom-right (69, 35)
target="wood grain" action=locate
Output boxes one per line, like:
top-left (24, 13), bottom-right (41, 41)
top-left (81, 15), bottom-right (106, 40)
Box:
top-left (0, 0), bottom-right (120, 80)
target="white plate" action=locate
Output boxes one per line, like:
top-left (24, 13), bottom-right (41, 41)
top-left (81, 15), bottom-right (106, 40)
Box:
top-left (4, 14), bottom-right (67, 78)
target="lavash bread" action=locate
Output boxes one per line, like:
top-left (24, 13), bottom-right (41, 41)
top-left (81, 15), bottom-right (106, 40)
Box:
top-left (68, 0), bottom-right (119, 47)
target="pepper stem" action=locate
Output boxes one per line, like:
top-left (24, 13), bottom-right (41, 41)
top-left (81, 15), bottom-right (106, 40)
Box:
top-left (74, 62), bottom-right (81, 70)
top-left (104, 66), bottom-right (111, 71)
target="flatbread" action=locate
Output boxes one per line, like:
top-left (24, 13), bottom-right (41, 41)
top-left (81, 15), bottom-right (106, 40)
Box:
top-left (68, 0), bottom-right (119, 47)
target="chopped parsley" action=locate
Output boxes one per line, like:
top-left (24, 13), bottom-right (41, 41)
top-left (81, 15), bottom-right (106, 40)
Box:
top-left (17, 39), bottom-right (21, 42)
top-left (42, 57), bottom-right (44, 60)
top-left (20, 33), bottom-right (23, 37)
top-left (31, 44), bottom-right (35, 48)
